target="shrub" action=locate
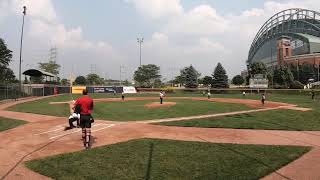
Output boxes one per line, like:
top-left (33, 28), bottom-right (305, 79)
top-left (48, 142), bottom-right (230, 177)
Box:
top-left (290, 81), bottom-right (304, 89)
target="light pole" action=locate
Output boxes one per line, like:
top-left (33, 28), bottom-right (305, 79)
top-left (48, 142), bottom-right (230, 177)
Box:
top-left (120, 65), bottom-right (125, 86)
top-left (137, 37), bottom-right (143, 67)
top-left (19, 6), bottom-right (27, 98)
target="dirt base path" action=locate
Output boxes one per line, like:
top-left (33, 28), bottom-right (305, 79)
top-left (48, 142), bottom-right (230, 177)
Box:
top-left (0, 97), bottom-right (318, 180)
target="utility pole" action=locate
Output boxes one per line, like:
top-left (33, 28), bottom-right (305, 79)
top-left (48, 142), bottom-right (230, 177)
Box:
top-left (137, 37), bottom-right (144, 67)
top-left (19, 6), bottom-right (27, 98)
top-left (120, 65), bottom-right (125, 86)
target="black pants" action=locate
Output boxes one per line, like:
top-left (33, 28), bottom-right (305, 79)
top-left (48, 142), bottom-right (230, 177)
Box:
top-left (80, 115), bottom-right (92, 128)
top-left (160, 97), bottom-right (163, 104)
top-left (69, 118), bottom-right (79, 127)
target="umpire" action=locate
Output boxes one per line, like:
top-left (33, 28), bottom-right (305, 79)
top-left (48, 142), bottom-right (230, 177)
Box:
top-left (74, 89), bottom-right (94, 149)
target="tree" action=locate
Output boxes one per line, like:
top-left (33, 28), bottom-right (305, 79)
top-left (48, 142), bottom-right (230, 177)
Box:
top-left (232, 75), bottom-right (244, 85)
top-left (249, 62), bottom-right (267, 76)
top-left (74, 76), bottom-right (86, 85)
top-left (273, 66), bottom-right (294, 88)
top-left (299, 64), bottom-right (316, 84)
top-left (201, 76), bottom-right (213, 87)
top-left (0, 38), bottom-right (12, 67)
top-left (0, 67), bottom-right (16, 84)
top-left (172, 75), bottom-right (184, 85)
top-left (86, 73), bottom-right (104, 85)
top-left (179, 65), bottom-right (201, 88)
top-left (154, 79), bottom-right (163, 88)
top-left (133, 64), bottom-right (161, 87)
top-left (60, 78), bottom-right (69, 86)
top-left (212, 63), bottom-right (228, 88)
top-left (38, 60), bottom-right (61, 76)
top-left (0, 38), bottom-right (16, 84)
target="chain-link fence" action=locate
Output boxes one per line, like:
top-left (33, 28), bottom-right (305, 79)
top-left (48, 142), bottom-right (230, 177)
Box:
top-left (0, 86), bottom-right (20, 100)
top-left (0, 84), bottom-right (71, 101)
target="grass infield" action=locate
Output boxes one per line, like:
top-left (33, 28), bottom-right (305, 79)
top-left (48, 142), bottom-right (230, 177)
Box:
top-left (0, 117), bottom-right (27, 132)
top-left (93, 99), bottom-right (250, 121)
top-left (26, 139), bottom-right (310, 180)
top-left (7, 95), bottom-right (251, 121)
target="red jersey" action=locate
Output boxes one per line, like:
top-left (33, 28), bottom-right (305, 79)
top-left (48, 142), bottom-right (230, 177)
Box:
top-left (75, 95), bottom-right (94, 115)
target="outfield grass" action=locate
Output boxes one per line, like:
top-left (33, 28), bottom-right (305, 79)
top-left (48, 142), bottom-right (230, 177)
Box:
top-left (26, 139), bottom-right (310, 180)
top-left (157, 109), bottom-right (320, 130)
top-left (6, 94), bottom-right (203, 118)
top-left (93, 99), bottom-right (250, 121)
top-left (157, 94), bottom-right (320, 130)
top-left (7, 96), bottom-right (70, 117)
top-left (6, 95), bottom-right (250, 121)
top-left (0, 117), bottom-right (27, 132)
top-left (7, 93), bottom-right (320, 125)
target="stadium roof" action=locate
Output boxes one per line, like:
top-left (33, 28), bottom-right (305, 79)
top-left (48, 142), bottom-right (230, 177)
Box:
top-left (297, 33), bottom-right (320, 44)
top-left (23, 69), bottom-right (55, 77)
top-left (248, 8), bottom-right (320, 64)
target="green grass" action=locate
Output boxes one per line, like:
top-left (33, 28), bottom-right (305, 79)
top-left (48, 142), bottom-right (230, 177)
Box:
top-left (93, 99), bottom-right (250, 121)
top-left (6, 95), bottom-right (251, 121)
top-left (157, 109), bottom-right (320, 130)
top-left (6, 93), bottom-right (320, 126)
top-left (157, 94), bottom-right (320, 130)
top-left (0, 117), bottom-right (27, 132)
top-left (26, 138), bottom-right (310, 180)
top-left (7, 96), bottom-right (70, 117)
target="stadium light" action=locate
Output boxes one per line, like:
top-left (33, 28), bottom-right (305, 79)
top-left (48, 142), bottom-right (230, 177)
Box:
top-left (137, 37), bottom-right (143, 67)
top-left (19, 6), bottom-right (27, 98)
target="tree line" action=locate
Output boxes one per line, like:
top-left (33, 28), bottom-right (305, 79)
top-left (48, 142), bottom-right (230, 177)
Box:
top-left (246, 61), bottom-right (318, 89)
top-left (133, 63), bottom-right (229, 88)
top-left (1, 35), bottom-right (315, 89)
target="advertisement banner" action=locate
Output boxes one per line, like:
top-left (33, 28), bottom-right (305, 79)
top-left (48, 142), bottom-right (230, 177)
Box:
top-left (123, 86), bottom-right (137, 94)
top-left (72, 86), bottom-right (86, 94)
top-left (93, 87), bottom-right (116, 93)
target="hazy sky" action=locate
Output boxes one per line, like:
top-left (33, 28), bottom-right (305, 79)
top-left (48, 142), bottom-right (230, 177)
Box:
top-left (0, 0), bottom-right (319, 81)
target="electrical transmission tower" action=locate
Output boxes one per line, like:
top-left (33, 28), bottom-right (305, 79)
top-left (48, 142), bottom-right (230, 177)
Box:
top-left (90, 64), bottom-right (97, 74)
top-left (49, 47), bottom-right (58, 62)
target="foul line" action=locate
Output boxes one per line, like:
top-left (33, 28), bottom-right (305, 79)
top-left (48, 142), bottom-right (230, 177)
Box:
top-left (34, 126), bottom-right (65, 135)
top-left (92, 124), bottom-right (115, 132)
top-left (49, 123), bottom-right (114, 139)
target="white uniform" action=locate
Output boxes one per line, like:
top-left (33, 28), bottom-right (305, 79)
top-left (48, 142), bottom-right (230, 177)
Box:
top-left (69, 113), bottom-right (80, 120)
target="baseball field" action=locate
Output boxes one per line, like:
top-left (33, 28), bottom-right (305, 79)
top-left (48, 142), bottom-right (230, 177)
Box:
top-left (0, 92), bottom-right (319, 179)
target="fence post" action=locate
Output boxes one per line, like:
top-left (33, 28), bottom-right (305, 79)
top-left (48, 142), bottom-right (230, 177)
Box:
top-left (6, 85), bottom-right (8, 99)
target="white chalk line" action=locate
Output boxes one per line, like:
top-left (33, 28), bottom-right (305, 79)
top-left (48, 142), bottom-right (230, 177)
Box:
top-left (49, 123), bottom-right (115, 139)
top-left (34, 126), bottom-right (65, 135)
top-left (35, 123), bottom-right (104, 136)
top-left (92, 124), bottom-right (115, 132)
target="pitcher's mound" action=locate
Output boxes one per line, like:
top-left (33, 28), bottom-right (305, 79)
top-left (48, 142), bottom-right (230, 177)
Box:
top-left (144, 102), bottom-right (176, 108)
